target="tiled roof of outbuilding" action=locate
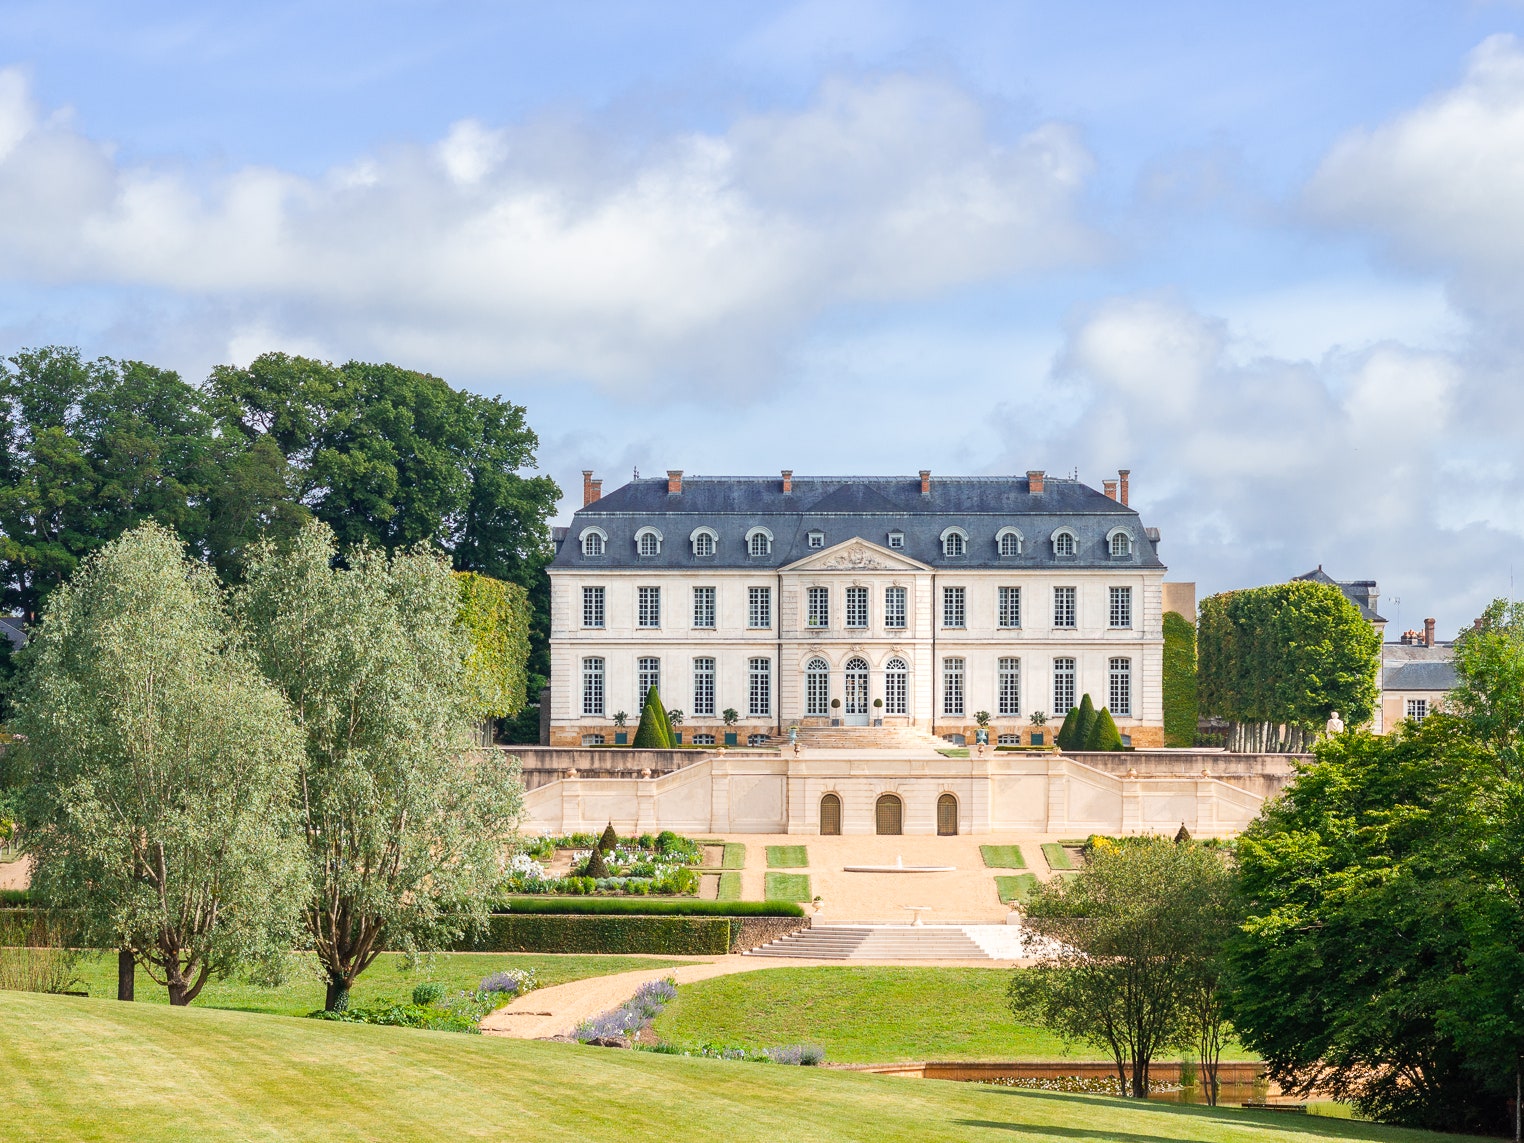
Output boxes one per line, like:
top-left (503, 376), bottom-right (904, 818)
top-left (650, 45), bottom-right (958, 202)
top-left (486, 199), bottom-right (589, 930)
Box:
top-left (1384, 661), bottom-right (1459, 692)
top-left (553, 475), bottom-right (1165, 571)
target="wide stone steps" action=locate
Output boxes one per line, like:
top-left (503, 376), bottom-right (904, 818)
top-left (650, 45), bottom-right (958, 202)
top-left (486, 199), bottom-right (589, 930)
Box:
top-left (745, 925), bottom-right (990, 960)
top-left (769, 726), bottom-right (953, 751)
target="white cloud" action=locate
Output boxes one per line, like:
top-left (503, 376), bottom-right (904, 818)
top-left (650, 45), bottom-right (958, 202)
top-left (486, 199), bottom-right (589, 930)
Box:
top-left (0, 67), bottom-right (1099, 393)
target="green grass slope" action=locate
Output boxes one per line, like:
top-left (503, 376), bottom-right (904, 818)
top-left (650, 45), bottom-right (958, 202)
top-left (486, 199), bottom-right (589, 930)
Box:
top-left (0, 991), bottom-right (1479, 1143)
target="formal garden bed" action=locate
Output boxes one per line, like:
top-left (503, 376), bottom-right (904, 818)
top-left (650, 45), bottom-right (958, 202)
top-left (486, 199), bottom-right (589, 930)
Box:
top-left (506, 829), bottom-right (705, 896)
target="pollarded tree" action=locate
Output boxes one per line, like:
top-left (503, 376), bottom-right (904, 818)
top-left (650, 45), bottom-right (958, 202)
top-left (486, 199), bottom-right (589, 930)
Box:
top-left (13, 523), bottom-right (305, 1004)
top-left (235, 521), bottom-right (525, 1010)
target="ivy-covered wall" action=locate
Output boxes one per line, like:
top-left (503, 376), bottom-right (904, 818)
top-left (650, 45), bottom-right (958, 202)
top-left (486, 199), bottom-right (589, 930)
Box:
top-left (455, 571), bottom-right (531, 718)
top-left (1162, 610), bottom-right (1199, 747)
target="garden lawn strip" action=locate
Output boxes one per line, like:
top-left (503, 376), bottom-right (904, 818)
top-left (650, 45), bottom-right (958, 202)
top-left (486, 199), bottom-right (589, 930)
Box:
top-left (764, 873), bottom-right (811, 903)
top-left (766, 845), bottom-right (809, 868)
top-left (978, 845), bottom-right (1026, 869)
top-left (995, 874), bottom-right (1039, 905)
top-left (3, 990), bottom-right (1439, 1143)
top-left (721, 843), bottom-right (747, 869)
top-left (717, 872), bottom-right (743, 901)
top-left (1041, 843), bottom-right (1075, 871)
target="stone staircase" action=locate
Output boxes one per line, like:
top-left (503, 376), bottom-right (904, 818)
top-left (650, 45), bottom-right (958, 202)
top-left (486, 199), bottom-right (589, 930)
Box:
top-left (745, 924), bottom-right (990, 960)
top-left (769, 725), bottom-right (952, 751)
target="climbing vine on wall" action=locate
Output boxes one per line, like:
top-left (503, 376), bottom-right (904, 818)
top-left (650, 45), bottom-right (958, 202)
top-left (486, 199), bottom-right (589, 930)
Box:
top-left (455, 571), bottom-right (531, 718)
top-left (1162, 611), bottom-right (1199, 748)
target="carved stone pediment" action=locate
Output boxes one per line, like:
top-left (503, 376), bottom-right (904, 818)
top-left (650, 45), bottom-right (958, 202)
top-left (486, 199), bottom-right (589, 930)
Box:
top-left (783, 538), bottom-right (930, 574)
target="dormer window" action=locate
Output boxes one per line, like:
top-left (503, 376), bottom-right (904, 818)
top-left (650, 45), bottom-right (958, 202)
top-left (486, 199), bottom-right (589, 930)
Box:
top-left (746, 527), bottom-right (774, 556)
top-left (691, 527), bottom-right (717, 557)
top-left (808, 531), bottom-right (825, 549)
top-left (581, 528), bottom-right (607, 557)
top-left (1052, 528), bottom-right (1077, 557)
top-left (635, 527), bottom-right (663, 557)
top-left (887, 531), bottom-right (904, 549)
top-left (940, 527), bottom-right (968, 557)
top-left (996, 527), bottom-right (1023, 557)
top-left (1110, 531), bottom-right (1132, 558)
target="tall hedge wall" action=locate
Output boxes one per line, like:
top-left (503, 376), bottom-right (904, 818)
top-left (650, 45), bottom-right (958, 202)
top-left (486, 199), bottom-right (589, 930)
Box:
top-left (456, 571), bottom-right (531, 718)
top-left (1162, 610), bottom-right (1199, 747)
top-left (460, 913), bottom-right (736, 955)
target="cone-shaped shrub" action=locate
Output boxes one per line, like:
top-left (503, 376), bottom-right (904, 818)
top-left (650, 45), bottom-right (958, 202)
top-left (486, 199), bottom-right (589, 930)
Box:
top-left (581, 846), bottom-right (610, 879)
top-left (1056, 704), bottom-right (1080, 749)
top-left (1089, 707), bottom-right (1124, 751)
top-left (598, 823), bottom-right (618, 853)
top-left (1074, 694), bottom-right (1097, 751)
top-left (631, 686), bottom-right (670, 748)
top-left (654, 700), bottom-right (676, 747)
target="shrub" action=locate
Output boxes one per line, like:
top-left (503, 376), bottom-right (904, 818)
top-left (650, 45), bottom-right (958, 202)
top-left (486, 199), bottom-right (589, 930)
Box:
top-left (597, 823), bottom-right (618, 853)
top-left (463, 914), bottom-right (737, 955)
top-left (1074, 694), bottom-right (1097, 750)
top-left (575, 978), bottom-right (678, 1042)
top-left (411, 981), bottom-right (446, 1006)
top-left (1162, 611), bottom-right (1199, 747)
top-left (493, 897), bottom-right (801, 917)
top-left (631, 686), bottom-right (671, 748)
top-left (766, 1044), bottom-right (825, 1066)
top-left (480, 969), bottom-right (538, 996)
top-left (1089, 708), bottom-right (1124, 751)
top-left (1056, 705), bottom-right (1080, 749)
top-left (313, 1002), bottom-right (481, 1034)
top-left (581, 847), bottom-right (610, 879)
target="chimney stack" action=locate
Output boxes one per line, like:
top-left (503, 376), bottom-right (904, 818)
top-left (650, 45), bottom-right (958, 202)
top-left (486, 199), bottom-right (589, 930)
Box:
top-left (1027, 470), bottom-right (1045, 495)
top-left (919, 469), bottom-right (931, 495)
top-left (582, 470), bottom-right (601, 507)
top-left (1118, 469), bottom-right (1130, 507)
top-left (1424, 617), bottom-right (1436, 648)
top-left (1103, 480), bottom-right (1118, 501)
top-left (781, 469), bottom-right (793, 494)
top-left (667, 469), bottom-right (683, 495)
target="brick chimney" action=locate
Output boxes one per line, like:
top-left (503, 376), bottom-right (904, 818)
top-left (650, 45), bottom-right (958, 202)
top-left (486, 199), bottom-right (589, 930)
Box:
top-left (1118, 469), bottom-right (1130, 507)
top-left (667, 469), bottom-right (683, 494)
top-left (781, 469), bottom-right (793, 494)
top-left (1424, 617), bottom-right (1436, 647)
top-left (1103, 479), bottom-right (1118, 501)
top-left (919, 469), bottom-right (931, 495)
top-left (582, 470), bottom-right (602, 507)
top-left (1027, 470), bottom-right (1045, 495)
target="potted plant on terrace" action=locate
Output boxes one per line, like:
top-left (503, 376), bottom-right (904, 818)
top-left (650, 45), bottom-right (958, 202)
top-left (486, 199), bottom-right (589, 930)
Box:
top-left (830, 698), bottom-right (841, 727)
top-left (1029, 710), bottom-right (1047, 747)
top-left (872, 697), bottom-right (884, 727)
top-left (613, 710), bottom-right (628, 746)
top-left (722, 707), bottom-right (739, 747)
top-left (667, 709), bottom-right (685, 745)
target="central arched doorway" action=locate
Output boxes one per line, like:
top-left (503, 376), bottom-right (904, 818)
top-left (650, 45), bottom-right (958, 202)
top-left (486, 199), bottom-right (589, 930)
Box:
top-left (819, 793), bottom-right (842, 836)
top-left (937, 792), bottom-right (959, 836)
top-left (875, 793), bottom-right (903, 835)
top-left (843, 656), bottom-right (869, 725)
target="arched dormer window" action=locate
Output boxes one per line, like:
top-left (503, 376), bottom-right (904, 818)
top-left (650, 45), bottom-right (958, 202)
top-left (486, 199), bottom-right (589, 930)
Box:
top-left (940, 527), bottom-right (968, 557)
top-left (1107, 527), bottom-right (1134, 558)
top-left (635, 527), bottom-right (663, 557)
top-left (580, 527), bottom-right (607, 557)
top-left (995, 527), bottom-right (1023, 557)
top-left (690, 527), bottom-right (718, 557)
top-left (1052, 527), bottom-right (1077, 557)
top-left (746, 527), bottom-right (774, 557)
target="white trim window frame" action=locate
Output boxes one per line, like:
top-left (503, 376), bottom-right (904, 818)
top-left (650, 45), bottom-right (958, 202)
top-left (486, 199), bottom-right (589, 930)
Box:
top-left (942, 585), bottom-right (966, 628)
top-left (884, 657), bottom-right (908, 715)
top-left (998, 586), bottom-right (1021, 629)
top-left (998, 657), bottom-right (1021, 717)
top-left (582, 586), bottom-right (605, 628)
top-left (845, 585), bottom-right (869, 629)
top-left (1053, 586), bottom-right (1076, 628)
top-left (1407, 697), bottom-right (1428, 723)
top-left (748, 585), bottom-right (772, 629)
top-left (807, 586), bottom-right (830, 628)
top-left (582, 657), bottom-right (605, 716)
top-left (884, 586), bottom-right (907, 629)
top-left (942, 657), bottom-right (966, 716)
top-left (637, 657), bottom-right (661, 704)
top-left (581, 528), bottom-right (607, 557)
top-left (746, 527), bottom-right (774, 557)
top-left (805, 657), bottom-right (830, 716)
top-left (748, 657), bottom-right (772, 717)
top-left (637, 586), bottom-right (662, 628)
top-left (1108, 657), bottom-right (1132, 717)
top-left (693, 586), bottom-right (716, 629)
top-left (693, 531), bottom-right (715, 557)
top-left (692, 657), bottom-right (716, 717)
top-left (636, 526), bottom-right (663, 556)
top-left (1109, 586), bottom-right (1132, 629)
top-left (1053, 656), bottom-right (1076, 714)
top-left (1052, 528), bottom-right (1076, 557)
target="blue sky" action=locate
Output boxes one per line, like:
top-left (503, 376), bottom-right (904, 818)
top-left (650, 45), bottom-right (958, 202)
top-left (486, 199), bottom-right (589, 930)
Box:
top-left (4, 1), bottom-right (1524, 634)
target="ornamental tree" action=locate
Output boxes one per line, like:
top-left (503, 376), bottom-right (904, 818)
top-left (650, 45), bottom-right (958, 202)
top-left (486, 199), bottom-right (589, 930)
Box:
top-left (235, 521), bottom-right (524, 1010)
top-left (14, 523), bottom-right (305, 1005)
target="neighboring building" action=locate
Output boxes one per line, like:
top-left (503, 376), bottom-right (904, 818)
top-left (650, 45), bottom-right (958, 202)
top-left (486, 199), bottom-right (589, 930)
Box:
top-left (1291, 566), bottom-right (1387, 640)
top-left (546, 468), bottom-right (1168, 747)
top-left (0, 617), bottom-right (23, 652)
top-left (1378, 618), bottom-right (1457, 733)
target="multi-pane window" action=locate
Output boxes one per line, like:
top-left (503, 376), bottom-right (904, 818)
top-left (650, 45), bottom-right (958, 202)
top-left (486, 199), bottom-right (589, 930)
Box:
top-left (638, 532), bottom-right (660, 556)
top-left (944, 531), bottom-right (965, 557)
top-left (582, 586), bottom-right (605, 628)
top-left (1110, 532), bottom-right (1132, 557)
top-left (637, 657), bottom-right (661, 705)
top-left (1109, 586), bottom-right (1132, 629)
top-left (693, 586), bottom-right (716, 629)
top-left (1109, 657), bottom-right (1132, 717)
top-left (884, 586), bottom-right (907, 629)
top-left (887, 532), bottom-right (905, 549)
top-left (942, 657), bottom-right (966, 716)
top-left (807, 586), bottom-right (829, 627)
top-left (638, 586), bottom-right (661, 628)
top-left (582, 657), bottom-right (605, 716)
top-left (998, 586), bottom-right (1021, 628)
top-left (1407, 698), bottom-right (1429, 723)
top-left (694, 532), bottom-right (715, 557)
top-left (692, 658), bottom-right (716, 717)
top-left (748, 586), bottom-right (772, 628)
top-left (808, 531), bottom-right (825, 549)
top-left (749, 532), bottom-right (771, 556)
top-left (942, 586), bottom-right (966, 628)
top-left (884, 658), bottom-right (908, 715)
top-left (1054, 531), bottom-right (1075, 556)
top-left (845, 586), bottom-right (868, 628)
top-left (748, 657), bottom-right (772, 717)
top-left (999, 532), bottom-right (1020, 556)
top-left (583, 532), bottom-right (605, 556)
top-left (691, 733), bottom-right (716, 746)
top-left (1053, 586), bottom-right (1076, 628)
top-left (805, 657), bottom-right (830, 716)
top-left (998, 657), bottom-right (1021, 717)
top-left (1053, 657), bottom-right (1076, 713)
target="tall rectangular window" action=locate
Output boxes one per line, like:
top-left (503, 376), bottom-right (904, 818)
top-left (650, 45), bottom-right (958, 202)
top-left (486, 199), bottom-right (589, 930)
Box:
top-left (942, 657), bottom-right (966, 716)
top-left (1109, 657), bottom-right (1132, 716)
top-left (998, 586), bottom-right (1021, 629)
top-left (1053, 657), bottom-right (1076, 713)
top-left (998, 657), bottom-right (1021, 717)
top-left (845, 585), bottom-right (869, 628)
top-left (1109, 586), bottom-right (1132, 629)
top-left (637, 657), bottom-right (660, 703)
top-left (884, 660), bottom-right (907, 715)
top-left (1053, 586), bottom-right (1076, 628)
top-left (748, 657), bottom-right (772, 717)
top-left (582, 657), bottom-right (605, 716)
top-left (942, 586), bottom-right (966, 628)
top-left (807, 586), bottom-right (829, 627)
top-left (693, 586), bottom-right (716, 629)
top-left (692, 657), bottom-right (716, 717)
top-left (748, 586), bottom-right (772, 629)
top-left (582, 586), bottom-right (605, 628)
top-left (1407, 698), bottom-right (1428, 723)
top-left (638, 586), bottom-right (661, 628)
top-left (884, 586), bottom-right (907, 629)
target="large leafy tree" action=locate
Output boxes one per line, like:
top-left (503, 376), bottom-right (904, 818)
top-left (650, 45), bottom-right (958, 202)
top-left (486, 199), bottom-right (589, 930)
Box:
top-left (13, 523), bottom-right (306, 1004)
top-left (235, 521), bottom-right (524, 1010)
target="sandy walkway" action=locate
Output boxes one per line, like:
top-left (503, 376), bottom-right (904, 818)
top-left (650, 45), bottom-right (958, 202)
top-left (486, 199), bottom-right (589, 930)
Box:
top-left (0, 856), bottom-right (30, 891)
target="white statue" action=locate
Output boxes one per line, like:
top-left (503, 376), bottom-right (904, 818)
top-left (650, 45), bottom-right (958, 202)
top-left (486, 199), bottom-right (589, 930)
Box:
top-left (1325, 711), bottom-right (1345, 736)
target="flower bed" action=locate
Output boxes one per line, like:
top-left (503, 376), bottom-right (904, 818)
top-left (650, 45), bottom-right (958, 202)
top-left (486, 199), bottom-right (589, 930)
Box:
top-left (311, 970), bottom-right (540, 1035)
top-left (508, 831), bottom-right (703, 896)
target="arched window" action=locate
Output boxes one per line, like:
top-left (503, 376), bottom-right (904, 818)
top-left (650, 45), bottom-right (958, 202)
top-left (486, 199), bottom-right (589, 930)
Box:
top-left (691, 527), bottom-right (717, 557)
top-left (875, 793), bottom-right (903, 836)
top-left (636, 527), bottom-right (662, 556)
top-left (940, 527), bottom-right (967, 557)
top-left (746, 527), bottom-right (774, 556)
top-left (937, 792), bottom-right (959, 836)
top-left (884, 657), bottom-right (908, 715)
top-left (843, 656), bottom-right (869, 717)
top-left (996, 527), bottom-right (1023, 557)
top-left (805, 657), bottom-right (830, 716)
top-left (1108, 528), bottom-right (1133, 557)
top-left (582, 530), bottom-right (606, 557)
top-left (1052, 529), bottom-right (1076, 557)
top-left (819, 793), bottom-right (842, 835)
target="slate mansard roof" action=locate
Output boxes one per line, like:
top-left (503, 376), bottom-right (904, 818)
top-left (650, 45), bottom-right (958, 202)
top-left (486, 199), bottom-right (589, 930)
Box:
top-left (1383, 661), bottom-right (1459, 692)
top-left (553, 474), bottom-right (1165, 571)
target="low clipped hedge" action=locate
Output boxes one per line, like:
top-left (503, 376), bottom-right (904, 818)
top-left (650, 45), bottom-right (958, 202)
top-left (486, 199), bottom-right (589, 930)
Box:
top-left (493, 897), bottom-right (801, 918)
top-left (462, 914), bottom-right (736, 955)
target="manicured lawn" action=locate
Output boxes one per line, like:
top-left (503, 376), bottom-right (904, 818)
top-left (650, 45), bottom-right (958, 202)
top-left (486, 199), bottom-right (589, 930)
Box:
top-left (0, 990), bottom-right (1476, 1143)
top-left (1040, 842), bottom-right (1076, 870)
top-left (995, 874), bottom-right (1039, 904)
top-left (979, 845), bottom-right (1026, 869)
top-left (713, 842), bottom-right (747, 869)
top-left (767, 845), bottom-right (809, 868)
top-left (65, 951), bottom-right (696, 1017)
top-left (764, 872), bottom-right (811, 902)
top-left (717, 872), bottom-right (743, 901)
top-left (653, 967), bottom-right (1263, 1065)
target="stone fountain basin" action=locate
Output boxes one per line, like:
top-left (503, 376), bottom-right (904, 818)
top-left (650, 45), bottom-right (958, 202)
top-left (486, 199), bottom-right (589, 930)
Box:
top-left (843, 864), bottom-right (956, 873)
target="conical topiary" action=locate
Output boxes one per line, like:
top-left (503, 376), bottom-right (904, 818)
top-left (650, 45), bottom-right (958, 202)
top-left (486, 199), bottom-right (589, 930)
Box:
top-left (581, 845), bottom-right (610, 879)
top-left (631, 686), bottom-right (670, 748)
top-left (598, 822), bottom-right (619, 853)
top-left (1089, 707), bottom-right (1124, 751)
top-left (1056, 704), bottom-right (1081, 750)
top-left (1074, 694), bottom-right (1098, 751)
top-left (654, 701), bottom-right (676, 748)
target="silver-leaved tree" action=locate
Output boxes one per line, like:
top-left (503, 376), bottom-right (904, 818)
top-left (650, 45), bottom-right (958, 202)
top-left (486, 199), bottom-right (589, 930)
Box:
top-left (236, 521), bottom-right (523, 1010)
top-left (15, 523), bottom-right (306, 1004)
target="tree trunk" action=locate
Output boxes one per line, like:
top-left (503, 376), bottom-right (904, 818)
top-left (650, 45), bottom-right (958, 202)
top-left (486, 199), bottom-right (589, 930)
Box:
top-left (116, 948), bottom-right (135, 1001)
top-left (167, 978), bottom-right (193, 1006)
top-left (325, 976), bottom-right (352, 1012)
top-left (1131, 1054), bottom-right (1150, 1098)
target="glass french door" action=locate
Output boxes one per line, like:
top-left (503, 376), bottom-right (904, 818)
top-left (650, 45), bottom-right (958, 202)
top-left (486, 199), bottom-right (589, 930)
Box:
top-left (843, 657), bottom-right (870, 725)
